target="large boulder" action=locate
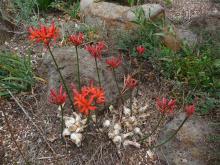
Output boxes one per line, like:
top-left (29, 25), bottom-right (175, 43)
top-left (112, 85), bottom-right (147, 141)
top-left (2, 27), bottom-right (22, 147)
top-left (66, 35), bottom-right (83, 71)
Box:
top-left (43, 47), bottom-right (124, 105)
top-left (81, 1), bottom-right (164, 31)
top-left (157, 113), bottom-right (214, 165)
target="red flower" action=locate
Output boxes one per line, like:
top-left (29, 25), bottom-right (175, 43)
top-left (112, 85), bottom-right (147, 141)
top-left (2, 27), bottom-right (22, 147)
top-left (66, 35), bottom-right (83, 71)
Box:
top-left (81, 82), bottom-right (105, 104)
top-left (124, 75), bottom-right (138, 89)
top-left (49, 85), bottom-right (67, 105)
top-left (69, 32), bottom-right (84, 46)
top-left (72, 83), bottom-right (105, 115)
top-left (106, 56), bottom-right (122, 69)
top-left (29, 21), bottom-right (59, 46)
top-left (156, 97), bottom-right (176, 114)
top-left (121, 75), bottom-right (138, 94)
top-left (185, 104), bottom-right (195, 117)
top-left (136, 45), bottom-right (145, 55)
top-left (84, 41), bottom-right (106, 60)
top-left (74, 93), bottom-right (97, 115)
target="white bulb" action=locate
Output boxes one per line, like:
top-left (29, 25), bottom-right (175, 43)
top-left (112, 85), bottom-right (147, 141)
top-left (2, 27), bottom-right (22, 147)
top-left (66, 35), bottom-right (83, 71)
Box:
top-left (113, 135), bottom-right (122, 145)
top-left (62, 128), bottom-right (71, 136)
top-left (103, 120), bottom-right (111, 128)
top-left (122, 132), bottom-right (134, 139)
top-left (134, 127), bottom-right (142, 136)
top-left (114, 123), bottom-right (122, 132)
top-left (139, 104), bottom-right (149, 113)
top-left (64, 117), bottom-right (76, 128)
top-left (123, 106), bottom-right (131, 116)
top-left (70, 133), bottom-right (83, 147)
top-left (73, 112), bottom-right (81, 122)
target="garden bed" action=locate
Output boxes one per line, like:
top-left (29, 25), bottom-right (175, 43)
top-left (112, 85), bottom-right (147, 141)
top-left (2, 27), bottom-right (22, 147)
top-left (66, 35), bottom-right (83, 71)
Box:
top-left (0, 0), bottom-right (219, 165)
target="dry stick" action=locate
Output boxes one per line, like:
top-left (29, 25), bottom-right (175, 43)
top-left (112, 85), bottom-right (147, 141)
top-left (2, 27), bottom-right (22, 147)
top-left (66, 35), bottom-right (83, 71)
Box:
top-left (7, 90), bottom-right (57, 156)
top-left (2, 110), bottom-right (30, 165)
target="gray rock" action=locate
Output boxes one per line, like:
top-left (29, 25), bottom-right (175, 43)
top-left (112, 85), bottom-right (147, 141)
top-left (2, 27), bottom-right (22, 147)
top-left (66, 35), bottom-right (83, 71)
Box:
top-left (43, 47), bottom-right (124, 105)
top-left (157, 113), bottom-right (213, 165)
top-left (176, 28), bottom-right (198, 47)
top-left (81, 2), bottom-right (164, 31)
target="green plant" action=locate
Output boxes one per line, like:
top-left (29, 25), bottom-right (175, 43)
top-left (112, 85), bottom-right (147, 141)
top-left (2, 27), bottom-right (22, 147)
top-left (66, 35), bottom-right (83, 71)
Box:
top-left (12, 0), bottom-right (39, 25)
top-left (50, 0), bottom-right (80, 19)
top-left (37, 0), bottom-right (54, 10)
top-left (0, 51), bottom-right (35, 97)
top-left (159, 45), bottom-right (214, 89)
top-left (128, 0), bottom-right (135, 6)
top-left (185, 91), bottom-right (220, 115)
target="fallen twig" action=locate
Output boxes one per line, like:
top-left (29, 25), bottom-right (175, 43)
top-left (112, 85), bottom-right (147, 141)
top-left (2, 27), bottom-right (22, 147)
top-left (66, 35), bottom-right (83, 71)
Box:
top-left (7, 90), bottom-right (57, 156)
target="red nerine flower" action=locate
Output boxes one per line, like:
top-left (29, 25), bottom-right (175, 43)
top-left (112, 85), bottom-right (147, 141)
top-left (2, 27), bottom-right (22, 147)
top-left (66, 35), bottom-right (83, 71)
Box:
top-left (72, 83), bottom-right (105, 115)
top-left (106, 56), bottom-right (122, 69)
top-left (29, 21), bottom-right (59, 46)
top-left (185, 104), bottom-right (195, 117)
top-left (136, 45), bottom-right (145, 55)
top-left (121, 74), bottom-right (138, 94)
top-left (84, 41), bottom-right (106, 60)
top-left (49, 85), bottom-right (67, 105)
top-left (156, 97), bottom-right (176, 114)
top-left (82, 85), bottom-right (105, 104)
top-left (69, 32), bottom-right (84, 46)
top-left (124, 75), bottom-right (138, 89)
top-left (74, 92), bottom-right (97, 115)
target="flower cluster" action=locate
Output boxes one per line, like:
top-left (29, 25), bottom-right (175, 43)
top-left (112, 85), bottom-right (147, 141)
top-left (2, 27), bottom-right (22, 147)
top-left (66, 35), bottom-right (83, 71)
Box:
top-left (124, 75), bottom-right (138, 90)
top-left (156, 97), bottom-right (176, 114)
top-left (69, 32), bottom-right (84, 46)
top-left (49, 85), bottom-right (67, 105)
top-left (29, 22), bottom-right (59, 46)
top-left (106, 56), bottom-right (122, 69)
top-left (84, 41), bottom-right (106, 60)
top-left (136, 45), bottom-right (145, 55)
top-left (72, 83), bottom-right (105, 115)
top-left (185, 104), bottom-right (195, 117)
top-left (29, 22), bottom-right (196, 148)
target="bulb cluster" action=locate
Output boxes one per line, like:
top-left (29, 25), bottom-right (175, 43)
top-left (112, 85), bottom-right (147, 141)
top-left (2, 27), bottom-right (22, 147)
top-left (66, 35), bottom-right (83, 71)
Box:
top-left (62, 112), bottom-right (87, 147)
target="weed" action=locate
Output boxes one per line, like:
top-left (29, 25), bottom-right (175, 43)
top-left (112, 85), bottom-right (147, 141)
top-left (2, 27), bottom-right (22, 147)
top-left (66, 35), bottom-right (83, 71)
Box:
top-left (0, 51), bottom-right (35, 97)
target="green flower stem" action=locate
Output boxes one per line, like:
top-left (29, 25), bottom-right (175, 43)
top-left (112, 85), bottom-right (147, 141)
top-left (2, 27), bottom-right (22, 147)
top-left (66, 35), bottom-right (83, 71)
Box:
top-left (140, 113), bottom-right (165, 143)
top-left (130, 89), bottom-right (133, 116)
top-left (60, 105), bottom-right (65, 141)
top-left (152, 116), bottom-right (188, 149)
top-left (112, 68), bottom-right (124, 105)
top-left (94, 57), bottom-right (101, 87)
top-left (3, 110), bottom-right (30, 165)
top-left (47, 46), bottom-right (75, 112)
top-left (136, 65), bottom-right (141, 97)
top-left (75, 46), bottom-right (81, 90)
